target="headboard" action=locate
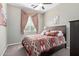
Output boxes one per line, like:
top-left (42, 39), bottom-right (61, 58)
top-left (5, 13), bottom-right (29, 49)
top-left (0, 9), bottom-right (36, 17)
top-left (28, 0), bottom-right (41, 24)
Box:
top-left (45, 25), bottom-right (66, 37)
top-left (44, 25), bottom-right (67, 47)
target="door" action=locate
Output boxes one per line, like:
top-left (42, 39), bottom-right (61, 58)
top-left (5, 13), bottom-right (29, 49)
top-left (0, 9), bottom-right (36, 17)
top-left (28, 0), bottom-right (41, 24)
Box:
top-left (70, 20), bottom-right (79, 56)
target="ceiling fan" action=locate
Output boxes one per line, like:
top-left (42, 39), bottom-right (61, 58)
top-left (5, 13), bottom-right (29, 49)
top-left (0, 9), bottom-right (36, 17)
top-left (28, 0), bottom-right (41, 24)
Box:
top-left (31, 3), bottom-right (52, 10)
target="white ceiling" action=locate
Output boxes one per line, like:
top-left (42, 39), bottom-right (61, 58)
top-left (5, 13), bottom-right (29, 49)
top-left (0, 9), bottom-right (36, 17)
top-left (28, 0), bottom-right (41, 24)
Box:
top-left (8, 3), bottom-right (59, 13)
top-left (21, 3), bottom-right (59, 11)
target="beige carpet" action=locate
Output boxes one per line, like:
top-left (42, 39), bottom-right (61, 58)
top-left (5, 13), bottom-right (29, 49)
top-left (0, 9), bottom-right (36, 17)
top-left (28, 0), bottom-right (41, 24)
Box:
top-left (52, 48), bottom-right (70, 56)
top-left (3, 44), bottom-right (70, 56)
top-left (4, 44), bottom-right (27, 56)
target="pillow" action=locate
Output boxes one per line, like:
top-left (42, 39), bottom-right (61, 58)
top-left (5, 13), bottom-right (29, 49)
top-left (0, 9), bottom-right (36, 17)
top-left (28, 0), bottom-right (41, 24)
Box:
top-left (45, 31), bottom-right (59, 36)
top-left (57, 31), bottom-right (63, 36)
top-left (44, 32), bottom-right (50, 36)
top-left (45, 30), bottom-right (64, 37)
top-left (41, 30), bottom-right (50, 35)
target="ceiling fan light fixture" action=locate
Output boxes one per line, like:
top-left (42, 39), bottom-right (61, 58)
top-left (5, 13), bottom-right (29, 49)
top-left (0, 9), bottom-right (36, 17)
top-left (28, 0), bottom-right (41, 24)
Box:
top-left (30, 3), bottom-right (53, 10)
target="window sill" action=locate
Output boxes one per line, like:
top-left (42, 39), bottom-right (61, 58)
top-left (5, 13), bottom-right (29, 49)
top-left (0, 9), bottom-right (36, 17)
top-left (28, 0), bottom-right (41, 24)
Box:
top-left (24, 32), bottom-right (36, 35)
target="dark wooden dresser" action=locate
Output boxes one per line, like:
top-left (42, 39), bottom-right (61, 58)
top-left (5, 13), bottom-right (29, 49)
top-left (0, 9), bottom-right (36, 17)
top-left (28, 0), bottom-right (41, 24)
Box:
top-left (70, 20), bottom-right (79, 56)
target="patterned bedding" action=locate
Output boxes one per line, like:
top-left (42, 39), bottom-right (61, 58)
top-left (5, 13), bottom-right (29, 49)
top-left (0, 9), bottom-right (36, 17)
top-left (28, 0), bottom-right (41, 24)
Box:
top-left (22, 34), bottom-right (66, 56)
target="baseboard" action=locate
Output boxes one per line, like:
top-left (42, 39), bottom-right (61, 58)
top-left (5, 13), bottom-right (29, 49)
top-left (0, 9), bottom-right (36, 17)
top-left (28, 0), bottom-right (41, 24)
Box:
top-left (1, 46), bottom-right (7, 56)
top-left (67, 47), bottom-right (70, 49)
top-left (1, 42), bottom-right (21, 56)
top-left (7, 42), bottom-right (21, 47)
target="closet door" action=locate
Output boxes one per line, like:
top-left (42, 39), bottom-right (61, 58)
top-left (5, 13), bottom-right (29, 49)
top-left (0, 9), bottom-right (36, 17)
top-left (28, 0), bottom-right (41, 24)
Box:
top-left (70, 20), bottom-right (79, 56)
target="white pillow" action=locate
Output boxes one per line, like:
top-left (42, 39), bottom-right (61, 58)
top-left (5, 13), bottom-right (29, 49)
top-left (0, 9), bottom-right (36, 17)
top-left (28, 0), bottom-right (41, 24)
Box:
top-left (57, 31), bottom-right (63, 36)
top-left (41, 30), bottom-right (46, 35)
top-left (41, 30), bottom-right (50, 35)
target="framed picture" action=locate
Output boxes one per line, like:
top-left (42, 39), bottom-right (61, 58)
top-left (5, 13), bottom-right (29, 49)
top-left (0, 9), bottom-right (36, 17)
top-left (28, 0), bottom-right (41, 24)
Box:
top-left (0, 4), bottom-right (6, 26)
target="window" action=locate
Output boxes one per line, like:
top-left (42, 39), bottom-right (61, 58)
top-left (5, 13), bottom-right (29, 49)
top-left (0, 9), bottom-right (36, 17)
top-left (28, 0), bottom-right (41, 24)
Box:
top-left (24, 16), bottom-right (36, 34)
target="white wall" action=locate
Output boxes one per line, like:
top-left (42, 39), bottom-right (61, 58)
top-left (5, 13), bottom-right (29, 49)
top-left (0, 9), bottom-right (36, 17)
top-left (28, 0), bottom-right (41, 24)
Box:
top-left (0, 26), bottom-right (7, 55)
top-left (0, 4), bottom-right (7, 55)
top-left (7, 5), bottom-right (21, 44)
top-left (44, 3), bottom-right (79, 48)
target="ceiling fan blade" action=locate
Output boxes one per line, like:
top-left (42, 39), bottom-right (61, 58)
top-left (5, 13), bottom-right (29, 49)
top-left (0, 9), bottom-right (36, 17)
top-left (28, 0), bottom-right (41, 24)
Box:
top-left (42, 6), bottom-right (45, 10)
top-left (31, 4), bottom-right (38, 8)
top-left (33, 5), bottom-right (38, 8)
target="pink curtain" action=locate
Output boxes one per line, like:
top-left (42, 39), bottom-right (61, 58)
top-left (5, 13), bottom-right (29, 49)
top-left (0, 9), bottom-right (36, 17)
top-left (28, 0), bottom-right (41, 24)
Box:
top-left (32, 14), bottom-right (38, 33)
top-left (21, 10), bottom-right (29, 34)
top-left (0, 3), bottom-right (6, 26)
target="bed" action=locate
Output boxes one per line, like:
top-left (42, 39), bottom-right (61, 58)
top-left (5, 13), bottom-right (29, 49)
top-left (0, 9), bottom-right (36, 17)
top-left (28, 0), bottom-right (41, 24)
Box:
top-left (22, 25), bottom-right (66, 56)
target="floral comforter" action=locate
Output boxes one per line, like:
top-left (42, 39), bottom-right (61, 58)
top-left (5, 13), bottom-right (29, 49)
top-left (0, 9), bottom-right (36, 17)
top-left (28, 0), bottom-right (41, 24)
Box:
top-left (22, 34), bottom-right (66, 56)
